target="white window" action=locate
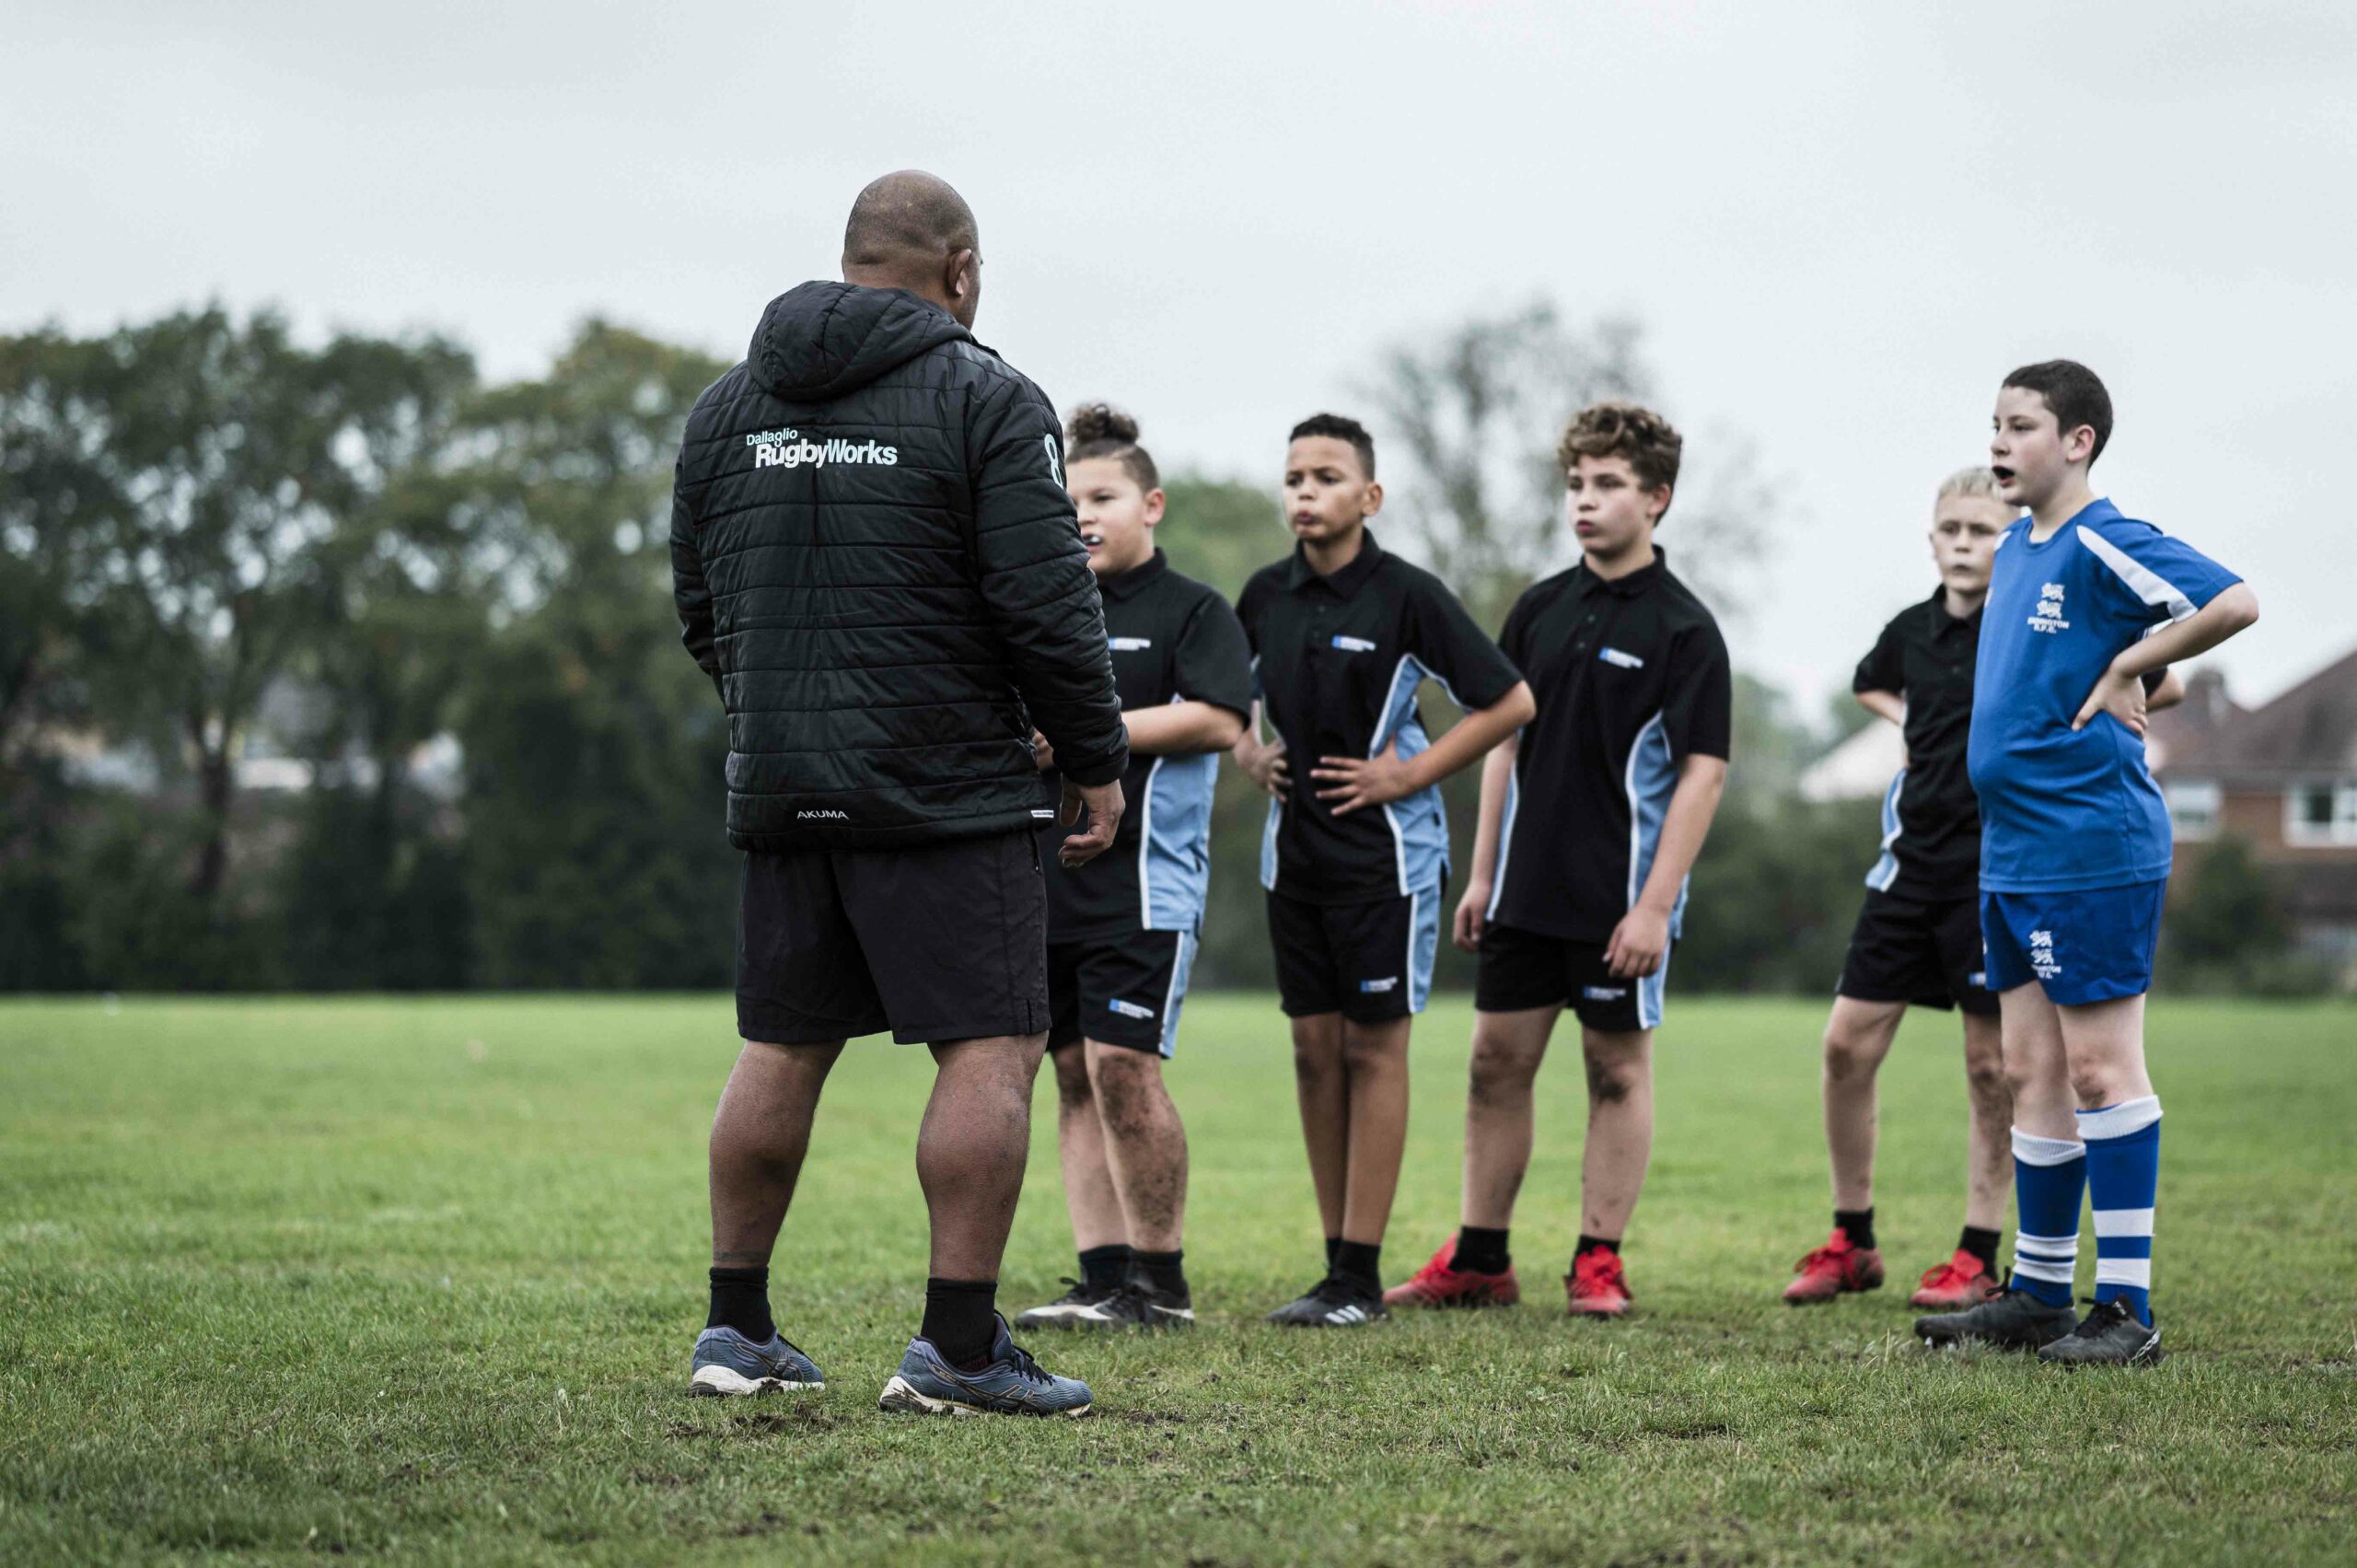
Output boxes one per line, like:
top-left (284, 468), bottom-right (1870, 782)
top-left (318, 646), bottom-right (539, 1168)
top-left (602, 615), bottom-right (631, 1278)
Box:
top-left (2165, 780), bottom-right (2221, 842)
top-left (2283, 780), bottom-right (2357, 847)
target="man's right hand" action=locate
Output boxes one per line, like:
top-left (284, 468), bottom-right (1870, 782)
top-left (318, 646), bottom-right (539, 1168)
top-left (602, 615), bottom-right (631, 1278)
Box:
top-left (1058, 776), bottom-right (1124, 866)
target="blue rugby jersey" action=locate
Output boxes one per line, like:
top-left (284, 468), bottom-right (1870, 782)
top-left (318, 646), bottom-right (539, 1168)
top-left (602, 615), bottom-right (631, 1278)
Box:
top-left (1967, 499), bottom-right (2240, 892)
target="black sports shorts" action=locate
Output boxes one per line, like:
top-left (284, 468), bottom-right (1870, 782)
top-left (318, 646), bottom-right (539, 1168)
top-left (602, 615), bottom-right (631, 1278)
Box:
top-left (737, 831), bottom-right (1049, 1045)
top-left (1836, 886), bottom-right (1998, 1016)
top-left (1266, 887), bottom-right (1440, 1024)
top-left (1475, 920), bottom-right (1667, 1033)
top-left (1046, 930), bottom-right (1198, 1058)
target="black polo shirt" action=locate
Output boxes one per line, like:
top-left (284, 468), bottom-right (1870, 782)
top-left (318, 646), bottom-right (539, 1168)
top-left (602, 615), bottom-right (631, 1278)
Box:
top-left (1486, 549), bottom-right (1732, 941)
top-left (1237, 529), bottom-right (1523, 904)
top-left (1852, 587), bottom-right (1983, 901)
top-left (1038, 551), bottom-right (1255, 940)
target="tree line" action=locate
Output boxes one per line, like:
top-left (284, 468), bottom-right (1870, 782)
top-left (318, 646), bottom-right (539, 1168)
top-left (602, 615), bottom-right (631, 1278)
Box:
top-left (1, 303), bottom-right (2296, 994)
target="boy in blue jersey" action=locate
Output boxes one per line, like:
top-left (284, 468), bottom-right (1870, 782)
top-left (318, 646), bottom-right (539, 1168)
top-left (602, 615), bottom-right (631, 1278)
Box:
top-left (1233, 413), bottom-right (1535, 1327)
top-left (1916, 361), bottom-right (2258, 1366)
top-left (1013, 407), bottom-right (1254, 1334)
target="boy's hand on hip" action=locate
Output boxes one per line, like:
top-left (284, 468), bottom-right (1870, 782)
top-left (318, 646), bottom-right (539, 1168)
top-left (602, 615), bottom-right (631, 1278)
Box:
top-left (2073, 662), bottom-right (2149, 737)
top-left (1312, 738), bottom-right (1416, 816)
top-left (1605, 905), bottom-right (1669, 980)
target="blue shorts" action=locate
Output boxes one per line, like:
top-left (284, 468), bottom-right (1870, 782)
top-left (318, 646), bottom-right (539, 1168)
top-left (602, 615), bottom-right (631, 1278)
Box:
top-left (1980, 879), bottom-right (2165, 1005)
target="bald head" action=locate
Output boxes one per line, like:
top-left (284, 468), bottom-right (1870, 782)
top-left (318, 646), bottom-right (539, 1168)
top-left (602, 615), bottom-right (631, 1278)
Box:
top-left (842, 170), bottom-right (983, 327)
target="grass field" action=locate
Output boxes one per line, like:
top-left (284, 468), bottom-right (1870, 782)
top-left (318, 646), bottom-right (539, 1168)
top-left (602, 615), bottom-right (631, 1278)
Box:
top-left (2, 994), bottom-right (2352, 1566)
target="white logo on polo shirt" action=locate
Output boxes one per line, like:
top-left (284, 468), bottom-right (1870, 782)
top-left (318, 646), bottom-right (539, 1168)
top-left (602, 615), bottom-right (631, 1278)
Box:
top-left (1330, 635), bottom-right (1376, 653)
top-left (1599, 647), bottom-right (1645, 669)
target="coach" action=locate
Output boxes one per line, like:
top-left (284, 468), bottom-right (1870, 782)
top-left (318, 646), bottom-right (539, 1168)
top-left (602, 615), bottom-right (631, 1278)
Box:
top-left (670, 171), bottom-right (1125, 1415)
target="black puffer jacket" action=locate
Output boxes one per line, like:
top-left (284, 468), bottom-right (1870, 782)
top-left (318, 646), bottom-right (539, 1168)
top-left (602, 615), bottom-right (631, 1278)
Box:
top-left (671, 282), bottom-right (1126, 851)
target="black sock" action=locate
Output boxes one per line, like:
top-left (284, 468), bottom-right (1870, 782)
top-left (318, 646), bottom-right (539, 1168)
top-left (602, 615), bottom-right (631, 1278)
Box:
top-left (921, 1278), bottom-right (999, 1370)
top-left (1959, 1225), bottom-right (2002, 1272)
top-left (1324, 1236), bottom-right (1341, 1271)
top-left (1834, 1208), bottom-right (1876, 1250)
top-left (1333, 1239), bottom-right (1382, 1292)
top-left (1132, 1249), bottom-right (1188, 1295)
top-left (706, 1266), bottom-right (774, 1342)
top-left (1573, 1234), bottom-right (1621, 1259)
top-left (1077, 1244), bottom-right (1132, 1293)
top-left (1454, 1225), bottom-right (1511, 1275)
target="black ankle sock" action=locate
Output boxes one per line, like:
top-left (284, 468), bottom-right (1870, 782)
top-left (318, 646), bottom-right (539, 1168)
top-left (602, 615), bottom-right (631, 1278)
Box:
top-left (921, 1278), bottom-right (999, 1370)
top-left (1574, 1235), bottom-right (1621, 1259)
top-left (706, 1266), bottom-right (775, 1342)
top-left (1959, 1225), bottom-right (2002, 1272)
top-left (1333, 1239), bottom-right (1382, 1291)
top-left (1131, 1249), bottom-right (1187, 1295)
top-left (1834, 1208), bottom-right (1876, 1250)
top-left (1454, 1225), bottom-right (1511, 1275)
top-left (1077, 1244), bottom-right (1132, 1293)
top-left (1324, 1236), bottom-right (1341, 1271)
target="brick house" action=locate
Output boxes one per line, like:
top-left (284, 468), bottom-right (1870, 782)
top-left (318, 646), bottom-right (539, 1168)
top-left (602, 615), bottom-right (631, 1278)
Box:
top-left (2150, 649), bottom-right (2357, 980)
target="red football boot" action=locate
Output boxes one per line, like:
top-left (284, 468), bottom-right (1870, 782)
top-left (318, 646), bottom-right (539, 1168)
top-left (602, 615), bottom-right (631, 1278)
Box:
top-left (1565, 1246), bottom-right (1633, 1318)
top-left (1383, 1240), bottom-right (1521, 1309)
top-left (1782, 1229), bottom-right (1886, 1304)
top-left (1908, 1249), bottom-right (2003, 1310)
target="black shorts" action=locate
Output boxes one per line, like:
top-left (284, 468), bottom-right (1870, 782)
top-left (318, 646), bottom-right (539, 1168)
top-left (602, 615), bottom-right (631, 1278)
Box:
top-left (1836, 887), bottom-right (1999, 1016)
top-left (737, 831), bottom-right (1049, 1045)
top-left (1474, 921), bottom-right (1667, 1033)
top-left (1266, 888), bottom-right (1441, 1023)
top-left (1046, 931), bottom-right (1198, 1058)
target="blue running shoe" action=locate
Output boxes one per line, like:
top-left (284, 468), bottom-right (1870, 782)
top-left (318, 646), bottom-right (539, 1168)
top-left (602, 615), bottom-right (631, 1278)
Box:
top-left (876, 1316), bottom-right (1093, 1418)
top-left (688, 1326), bottom-right (825, 1396)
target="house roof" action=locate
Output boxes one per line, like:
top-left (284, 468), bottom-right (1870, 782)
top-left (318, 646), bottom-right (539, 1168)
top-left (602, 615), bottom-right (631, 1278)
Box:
top-left (2159, 646), bottom-right (2357, 784)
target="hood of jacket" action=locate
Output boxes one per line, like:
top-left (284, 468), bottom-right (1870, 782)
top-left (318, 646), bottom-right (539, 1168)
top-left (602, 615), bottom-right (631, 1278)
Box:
top-left (747, 281), bottom-right (973, 402)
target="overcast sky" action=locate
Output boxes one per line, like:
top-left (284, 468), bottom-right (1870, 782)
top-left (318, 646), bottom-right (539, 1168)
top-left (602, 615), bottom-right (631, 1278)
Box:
top-left (8, 1), bottom-right (2352, 713)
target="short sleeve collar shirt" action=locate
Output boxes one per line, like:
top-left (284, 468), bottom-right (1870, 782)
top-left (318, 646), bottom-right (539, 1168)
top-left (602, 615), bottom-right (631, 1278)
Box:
top-left (1237, 530), bottom-right (1524, 903)
top-left (1038, 551), bottom-right (1256, 938)
top-left (1486, 549), bottom-right (1733, 941)
top-left (1851, 587), bottom-right (1983, 900)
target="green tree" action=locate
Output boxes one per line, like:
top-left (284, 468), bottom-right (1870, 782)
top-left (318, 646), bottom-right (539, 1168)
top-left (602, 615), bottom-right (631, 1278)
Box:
top-left (0, 308), bottom-right (471, 904)
top-left (454, 321), bottom-right (736, 988)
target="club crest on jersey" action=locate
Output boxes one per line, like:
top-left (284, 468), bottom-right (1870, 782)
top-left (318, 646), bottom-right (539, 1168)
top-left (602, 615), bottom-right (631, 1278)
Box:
top-left (1330, 634), bottom-right (1377, 653)
top-left (2027, 582), bottom-right (2070, 633)
top-left (750, 428), bottom-right (900, 470)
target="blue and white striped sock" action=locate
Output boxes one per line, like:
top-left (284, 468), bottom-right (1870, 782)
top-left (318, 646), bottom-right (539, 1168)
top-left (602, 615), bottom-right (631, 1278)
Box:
top-left (2008, 1128), bottom-right (2086, 1309)
top-left (2079, 1097), bottom-right (2162, 1327)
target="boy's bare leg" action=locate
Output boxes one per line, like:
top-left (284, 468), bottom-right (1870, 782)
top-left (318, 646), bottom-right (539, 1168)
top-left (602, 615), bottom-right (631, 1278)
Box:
top-left (1086, 1040), bottom-right (1189, 1254)
top-left (1289, 1013), bottom-right (1350, 1241)
top-left (1339, 1016), bottom-right (1411, 1244)
top-left (1051, 1043), bottom-right (1126, 1252)
top-left (1459, 1005), bottom-right (1561, 1228)
top-left (1577, 1028), bottom-right (1655, 1240)
top-left (1821, 998), bottom-right (1908, 1213)
top-left (1960, 1008), bottom-right (2013, 1231)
